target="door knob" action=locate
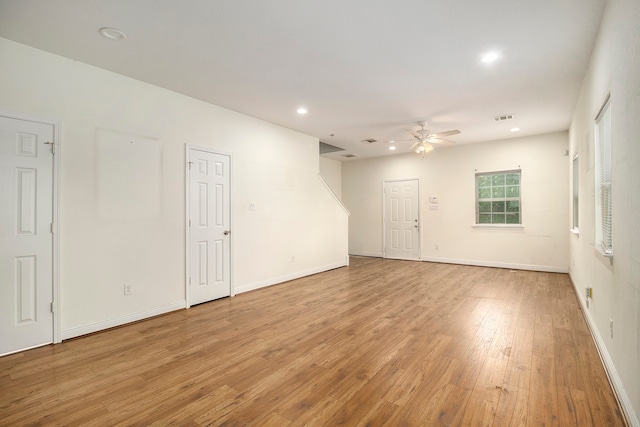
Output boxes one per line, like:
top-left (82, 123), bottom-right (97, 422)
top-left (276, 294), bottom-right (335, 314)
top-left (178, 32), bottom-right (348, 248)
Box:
top-left (223, 230), bottom-right (231, 235)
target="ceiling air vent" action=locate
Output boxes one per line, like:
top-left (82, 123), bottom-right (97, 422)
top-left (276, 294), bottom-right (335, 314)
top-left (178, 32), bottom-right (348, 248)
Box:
top-left (342, 154), bottom-right (359, 158)
top-left (361, 139), bottom-right (377, 144)
top-left (493, 114), bottom-right (514, 122)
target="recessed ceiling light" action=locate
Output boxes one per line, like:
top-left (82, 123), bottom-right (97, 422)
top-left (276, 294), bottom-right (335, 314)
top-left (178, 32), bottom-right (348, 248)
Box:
top-left (296, 107), bottom-right (308, 115)
top-left (389, 146), bottom-right (396, 151)
top-left (510, 127), bottom-right (521, 132)
top-left (481, 51), bottom-right (500, 63)
top-left (99, 27), bottom-right (127, 40)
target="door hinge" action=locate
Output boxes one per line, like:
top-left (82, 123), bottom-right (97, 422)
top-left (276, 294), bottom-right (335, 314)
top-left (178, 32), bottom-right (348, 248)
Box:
top-left (50, 302), bottom-right (54, 313)
top-left (189, 277), bottom-right (192, 285)
top-left (189, 219), bottom-right (191, 227)
top-left (50, 222), bottom-right (54, 234)
top-left (44, 141), bottom-right (55, 154)
top-left (187, 161), bottom-right (194, 170)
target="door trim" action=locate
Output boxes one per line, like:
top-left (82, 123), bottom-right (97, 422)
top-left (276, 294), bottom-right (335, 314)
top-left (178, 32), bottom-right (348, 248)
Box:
top-left (1, 110), bottom-right (61, 345)
top-left (184, 144), bottom-right (234, 308)
top-left (382, 177), bottom-right (421, 261)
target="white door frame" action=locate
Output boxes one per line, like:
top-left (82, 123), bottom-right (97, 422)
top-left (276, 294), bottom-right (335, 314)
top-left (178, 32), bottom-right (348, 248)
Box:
top-left (1, 110), bottom-right (62, 345)
top-left (382, 177), bottom-right (421, 260)
top-left (184, 144), bottom-right (234, 308)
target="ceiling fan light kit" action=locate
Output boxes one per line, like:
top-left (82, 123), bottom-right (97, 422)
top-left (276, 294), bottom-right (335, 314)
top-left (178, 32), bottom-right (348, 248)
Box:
top-left (414, 143), bottom-right (434, 154)
top-left (395, 121), bottom-right (461, 155)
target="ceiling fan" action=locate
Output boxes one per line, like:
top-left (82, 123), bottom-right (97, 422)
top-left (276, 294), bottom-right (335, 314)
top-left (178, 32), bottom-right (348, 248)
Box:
top-left (395, 121), bottom-right (461, 154)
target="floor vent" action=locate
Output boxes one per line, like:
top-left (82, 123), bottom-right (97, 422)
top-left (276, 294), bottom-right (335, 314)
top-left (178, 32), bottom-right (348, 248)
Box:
top-left (342, 154), bottom-right (358, 158)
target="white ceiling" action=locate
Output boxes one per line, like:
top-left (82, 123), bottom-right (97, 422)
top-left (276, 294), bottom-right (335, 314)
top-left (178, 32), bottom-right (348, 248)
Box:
top-left (0, 0), bottom-right (605, 160)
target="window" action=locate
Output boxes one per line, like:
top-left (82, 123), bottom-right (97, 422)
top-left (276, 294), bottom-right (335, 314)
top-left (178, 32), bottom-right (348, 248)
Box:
top-left (476, 170), bottom-right (521, 225)
top-left (595, 97), bottom-right (612, 254)
top-left (572, 155), bottom-right (579, 231)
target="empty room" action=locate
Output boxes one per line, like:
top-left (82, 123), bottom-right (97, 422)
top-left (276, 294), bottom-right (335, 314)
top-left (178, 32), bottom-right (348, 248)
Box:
top-left (0, 0), bottom-right (638, 425)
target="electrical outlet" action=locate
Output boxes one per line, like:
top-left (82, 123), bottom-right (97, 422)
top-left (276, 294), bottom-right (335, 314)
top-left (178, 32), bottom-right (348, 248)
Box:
top-left (291, 256), bottom-right (295, 263)
top-left (435, 244), bottom-right (439, 250)
top-left (124, 283), bottom-right (132, 295)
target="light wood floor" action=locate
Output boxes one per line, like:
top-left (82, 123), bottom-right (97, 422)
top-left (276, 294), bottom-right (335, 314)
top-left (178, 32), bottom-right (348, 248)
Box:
top-left (0, 257), bottom-right (626, 426)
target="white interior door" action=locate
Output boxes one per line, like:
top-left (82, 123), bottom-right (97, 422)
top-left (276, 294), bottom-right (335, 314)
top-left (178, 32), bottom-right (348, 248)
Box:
top-left (0, 116), bottom-right (54, 356)
top-left (383, 179), bottom-right (420, 260)
top-left (188, 148), bottom-right (231, 305)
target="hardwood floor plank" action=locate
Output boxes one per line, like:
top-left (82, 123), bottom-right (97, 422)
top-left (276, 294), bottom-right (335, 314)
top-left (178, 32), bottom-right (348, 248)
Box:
top-left (494, 385), bottom-right (530, 426)
top-left (530, 354), bottom-right (560, 426)
top-left (0, 257), bottom-right (626, 426)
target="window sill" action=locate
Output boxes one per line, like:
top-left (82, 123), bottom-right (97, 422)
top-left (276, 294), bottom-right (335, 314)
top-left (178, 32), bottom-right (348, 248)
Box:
top-left (592, 244), bottom-right (613, 265)
top-left (570, 228), bottom-right (579, 237)
top-left (473, 224), bottom-right (524, 229)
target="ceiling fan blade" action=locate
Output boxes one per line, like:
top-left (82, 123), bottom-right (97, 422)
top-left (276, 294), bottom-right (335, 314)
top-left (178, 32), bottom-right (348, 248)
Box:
top-left (429, 130), bottom-right (460, 138)
top-left (408, 141), bottom-right (420, 151)
top-left (428, 138), bottom-right (456, 145)
top-left (407, 130), bottom-right (422, 139)
top-left (390, 138), bottom-right (417, 143)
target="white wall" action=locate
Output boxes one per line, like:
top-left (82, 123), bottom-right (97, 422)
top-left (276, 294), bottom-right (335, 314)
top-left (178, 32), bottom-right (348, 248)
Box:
top-left (342, 131), bottom-right (569, 272)
top-left (569, 0), bottom-right (640, 423)
top-left (319, 157), bottom-right (342, 198)
top-left (0, 38), bottom-right (348, 338)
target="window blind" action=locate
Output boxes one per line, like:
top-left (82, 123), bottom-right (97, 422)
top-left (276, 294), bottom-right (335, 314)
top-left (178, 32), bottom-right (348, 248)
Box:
top-left (595, 98), bottom-right (612, 254)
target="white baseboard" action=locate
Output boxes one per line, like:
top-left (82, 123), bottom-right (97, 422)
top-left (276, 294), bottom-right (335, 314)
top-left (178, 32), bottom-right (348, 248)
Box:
top-left (421, 256), bottom-right (568, 273)
top-left (569, 274), bottom-right (639, 427)
top-left (348, 251), bottom-right (383, 258)
top-left (235, 261), bottom-right (348, 295)
top-left (61, 300), bottom-right (186, 340)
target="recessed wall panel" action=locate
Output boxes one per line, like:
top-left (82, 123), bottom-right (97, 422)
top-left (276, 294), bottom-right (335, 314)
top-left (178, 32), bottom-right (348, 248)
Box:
top-left (404, 198), bottom-right (412, 221)
top-left (214, 161), bottom-right (223, 177)
top-left (404, 230), bottom-right (413, 250)
top-left (198, 241), bottom-right (208, 287)
top-left (16, 168), bottom-right (36, 236)
top-left (215, 184), bottom-right (223, 227)
top-left (214, 239), bottom-right (223, 283)
top-left (198, 183), bottom-right (208, 227)
top-left (198, 159), bottom-right (208, 175)
top-left (97, 129), bottom-right (161, 220)
top-left (16, 133), bottom-right (37, 157)
top-left (391, 198), bottom-right (399, 221)
top-left (15, 256), bottom-right (36, 324)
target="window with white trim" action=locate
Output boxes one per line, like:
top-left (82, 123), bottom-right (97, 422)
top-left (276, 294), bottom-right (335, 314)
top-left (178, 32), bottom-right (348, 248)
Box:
top-left (595, 97), bottom-right (612, 254)
top-left (572, 155), bottom-right (579, 231)
top-left (476, 170), bottom-right (521, 224)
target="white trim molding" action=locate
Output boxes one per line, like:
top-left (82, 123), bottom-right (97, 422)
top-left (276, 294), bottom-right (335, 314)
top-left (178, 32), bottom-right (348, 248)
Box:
top-left (62, 300), bottom-right (186, 340)
top-left (569, 273), bottom-right (639, 427)
top-left (318, 173), bottom-right (350, 216)
top-left (472, 224), bottom-right (525, 230)
top-left (235, 261), bottom-right (348, 295)
top-left (349, 251), bottom-right (383, 258)
top-left (422, 256), bottom-right (568, 273)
